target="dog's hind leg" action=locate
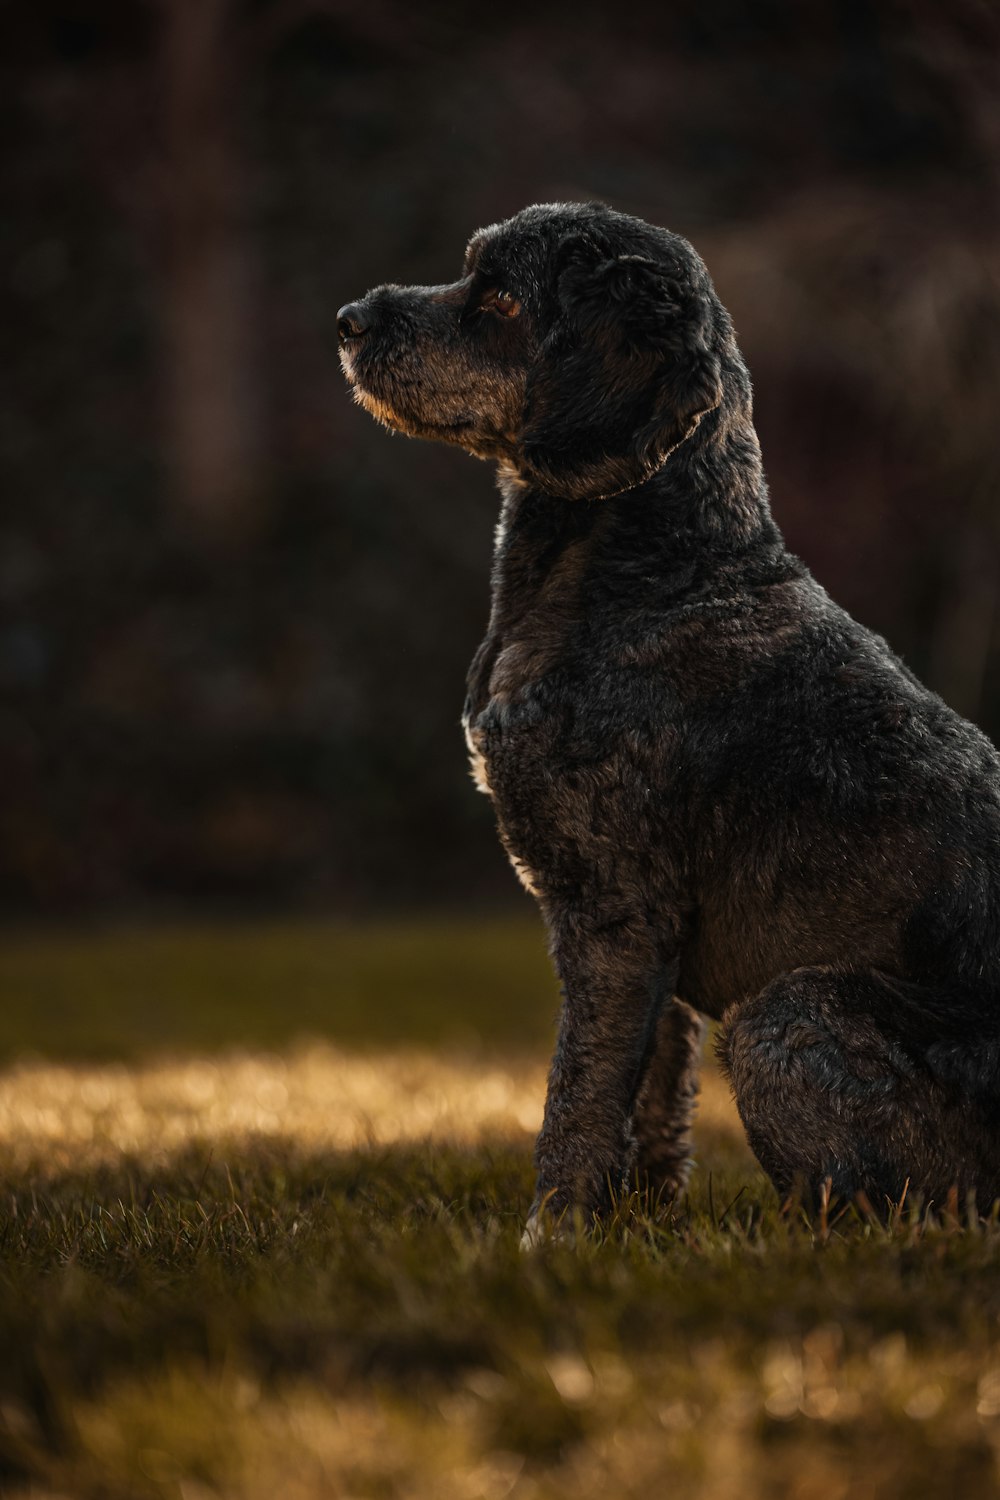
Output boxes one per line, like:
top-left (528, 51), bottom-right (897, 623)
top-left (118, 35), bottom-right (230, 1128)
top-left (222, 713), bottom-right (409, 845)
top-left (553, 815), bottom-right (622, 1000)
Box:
top-left (632, 998), bottom-right (706, 1200)
top-left (718, 967), bottom-right (1000, 1214)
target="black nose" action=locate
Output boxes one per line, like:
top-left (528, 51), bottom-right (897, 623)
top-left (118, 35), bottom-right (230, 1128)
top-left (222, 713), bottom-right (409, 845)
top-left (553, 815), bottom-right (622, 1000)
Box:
top-left (337, 302), bottom-right (369, 342)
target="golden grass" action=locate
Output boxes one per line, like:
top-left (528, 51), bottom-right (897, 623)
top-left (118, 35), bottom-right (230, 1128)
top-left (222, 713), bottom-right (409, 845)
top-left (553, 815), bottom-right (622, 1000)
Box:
top-left (44, 1319), bottom-right (1000, 1500)
top-left (0, 1041), bottom-right (745, 1173)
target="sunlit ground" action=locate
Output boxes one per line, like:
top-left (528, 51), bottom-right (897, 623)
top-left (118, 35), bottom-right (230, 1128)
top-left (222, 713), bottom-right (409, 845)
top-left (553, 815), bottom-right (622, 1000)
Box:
top-left (0, 1044), bottom-right (548, 1171)
top-left (4, 920), bottom-right (1000, 1497)
top-left (0, 1041), bottom-right (742, 1173)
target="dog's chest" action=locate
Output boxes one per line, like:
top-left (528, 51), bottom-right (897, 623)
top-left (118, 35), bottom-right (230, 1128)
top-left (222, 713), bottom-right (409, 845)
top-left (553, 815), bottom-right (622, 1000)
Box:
top-left (461, 625), bottom-right (563, 806)
top-left (460, 491), bottom-right (620, 895)
top-left (461, 704), bottom-right (544, 896)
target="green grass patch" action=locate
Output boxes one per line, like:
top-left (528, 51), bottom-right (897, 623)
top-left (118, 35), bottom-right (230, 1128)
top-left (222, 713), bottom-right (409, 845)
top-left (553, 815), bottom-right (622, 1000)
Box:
top-left (0, 916), bottom-right (556, 1061)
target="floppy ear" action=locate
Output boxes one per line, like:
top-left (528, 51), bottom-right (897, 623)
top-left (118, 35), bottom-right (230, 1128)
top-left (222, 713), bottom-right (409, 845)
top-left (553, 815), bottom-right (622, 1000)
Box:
top-left (519, 250), bottom-right (723, 500)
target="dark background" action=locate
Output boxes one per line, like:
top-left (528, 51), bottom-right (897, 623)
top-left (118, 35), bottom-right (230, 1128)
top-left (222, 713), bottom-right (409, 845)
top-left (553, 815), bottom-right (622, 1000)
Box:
top-left (2, 0), bottom-right (998, 918)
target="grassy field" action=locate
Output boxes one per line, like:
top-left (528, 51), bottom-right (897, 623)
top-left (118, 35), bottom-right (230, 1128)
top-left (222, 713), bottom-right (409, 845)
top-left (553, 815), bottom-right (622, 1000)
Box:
top-left (3, 919), bottom-right (1000, 1498)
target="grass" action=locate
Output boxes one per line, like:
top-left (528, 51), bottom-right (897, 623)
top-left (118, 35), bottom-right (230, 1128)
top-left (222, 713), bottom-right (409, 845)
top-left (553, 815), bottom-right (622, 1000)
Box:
top-left (0, 917), bottom-right (559, 1060)
top-left (2, 917), bottom-right (1000, 1497)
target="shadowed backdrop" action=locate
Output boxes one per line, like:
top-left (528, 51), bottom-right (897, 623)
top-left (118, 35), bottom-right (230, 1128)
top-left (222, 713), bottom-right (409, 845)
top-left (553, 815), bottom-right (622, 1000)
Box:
top-left (2, 0), bottom-right (998, 916)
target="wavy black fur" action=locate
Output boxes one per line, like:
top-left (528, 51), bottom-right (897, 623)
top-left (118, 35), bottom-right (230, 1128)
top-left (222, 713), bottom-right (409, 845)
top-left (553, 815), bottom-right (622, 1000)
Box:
top-left (339, 202), bottom-right (1000, 1226)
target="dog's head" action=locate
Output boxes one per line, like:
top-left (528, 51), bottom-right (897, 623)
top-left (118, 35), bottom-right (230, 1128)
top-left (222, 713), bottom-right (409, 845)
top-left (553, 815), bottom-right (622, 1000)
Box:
top-left (338, 202), bottom-right (728, 501)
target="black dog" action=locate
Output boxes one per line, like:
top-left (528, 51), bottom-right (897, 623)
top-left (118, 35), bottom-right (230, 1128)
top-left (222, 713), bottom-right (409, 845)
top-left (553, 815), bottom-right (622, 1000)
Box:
top-left (338, 201), bottom-right (1000, 1231)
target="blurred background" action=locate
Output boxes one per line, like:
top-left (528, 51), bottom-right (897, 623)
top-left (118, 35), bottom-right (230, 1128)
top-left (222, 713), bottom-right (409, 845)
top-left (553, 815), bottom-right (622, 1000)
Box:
top-left (2, 0), bottom-right (999, 921)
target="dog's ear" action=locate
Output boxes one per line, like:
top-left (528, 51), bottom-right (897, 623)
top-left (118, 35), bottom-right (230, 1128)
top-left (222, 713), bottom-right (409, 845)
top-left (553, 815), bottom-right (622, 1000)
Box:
top-left (519, 247), bottom-right (723, 500)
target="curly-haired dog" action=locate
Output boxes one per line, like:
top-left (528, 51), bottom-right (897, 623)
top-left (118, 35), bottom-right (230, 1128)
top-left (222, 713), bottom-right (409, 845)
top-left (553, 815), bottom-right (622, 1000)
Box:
top-left (338, 202), bottom-right (1000, 1231)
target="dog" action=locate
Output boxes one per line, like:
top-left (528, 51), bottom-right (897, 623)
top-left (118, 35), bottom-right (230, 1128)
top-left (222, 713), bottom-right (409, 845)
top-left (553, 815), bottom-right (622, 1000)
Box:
top-left (338, 201), bottom-right (1000, 1231)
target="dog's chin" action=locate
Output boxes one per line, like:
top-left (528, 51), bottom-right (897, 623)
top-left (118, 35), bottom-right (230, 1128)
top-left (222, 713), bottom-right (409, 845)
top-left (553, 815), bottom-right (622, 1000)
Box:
top-left (340, 353), bottom-right (515, 459)
top-left (347, 378), bottom-right (413, 434)
top-left (343, 371), bottom-right (483, 448)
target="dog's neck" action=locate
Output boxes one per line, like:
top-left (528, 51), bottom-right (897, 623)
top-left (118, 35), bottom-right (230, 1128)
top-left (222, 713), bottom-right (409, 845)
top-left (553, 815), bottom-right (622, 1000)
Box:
top-left (466, 398), bottom-right (790, 719)
top-left (493, 391), bottom-right (782, 604)
top-left (644, 394), bottom-right (774, 556)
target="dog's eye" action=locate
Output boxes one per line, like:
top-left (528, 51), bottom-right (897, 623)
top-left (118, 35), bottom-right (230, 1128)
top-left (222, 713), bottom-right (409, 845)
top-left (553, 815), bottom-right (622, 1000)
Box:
top-left (480, 287), bottom-right (521, 318)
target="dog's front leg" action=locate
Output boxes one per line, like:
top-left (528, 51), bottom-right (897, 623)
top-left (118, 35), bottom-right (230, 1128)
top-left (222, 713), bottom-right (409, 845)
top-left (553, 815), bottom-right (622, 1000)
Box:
top-left (526, 908), bottom-right (670, 1239)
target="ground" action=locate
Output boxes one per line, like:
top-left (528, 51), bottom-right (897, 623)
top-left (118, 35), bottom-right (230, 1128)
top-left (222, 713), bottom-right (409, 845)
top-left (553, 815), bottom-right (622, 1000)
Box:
top-left (2, 918), bottom-right (1000, 1498)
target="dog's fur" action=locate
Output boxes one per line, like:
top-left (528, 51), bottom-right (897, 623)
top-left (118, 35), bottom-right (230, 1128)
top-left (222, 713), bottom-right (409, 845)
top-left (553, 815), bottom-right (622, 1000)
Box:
top-left (339, 201), bottom-right (1000, 1227)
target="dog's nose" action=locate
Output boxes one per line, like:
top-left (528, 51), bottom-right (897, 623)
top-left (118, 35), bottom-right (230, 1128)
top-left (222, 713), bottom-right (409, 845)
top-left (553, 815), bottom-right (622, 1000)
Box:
top-left (337, 302), bottom-right (369, 342)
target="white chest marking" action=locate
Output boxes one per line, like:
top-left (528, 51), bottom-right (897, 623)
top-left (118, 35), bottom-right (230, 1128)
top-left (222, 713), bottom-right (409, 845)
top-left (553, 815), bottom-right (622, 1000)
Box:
top-left (507, 852), bottom-right (539, 897)
top-left (462, 714), bottom-right (492, 797)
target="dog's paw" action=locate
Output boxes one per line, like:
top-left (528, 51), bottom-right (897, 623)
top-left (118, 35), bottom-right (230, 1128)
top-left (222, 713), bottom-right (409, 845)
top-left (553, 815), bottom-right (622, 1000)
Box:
top-left (519, 1203), bottom-right (578, 1251)
top-left (519, 1212), bottom-right (548, 1252)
